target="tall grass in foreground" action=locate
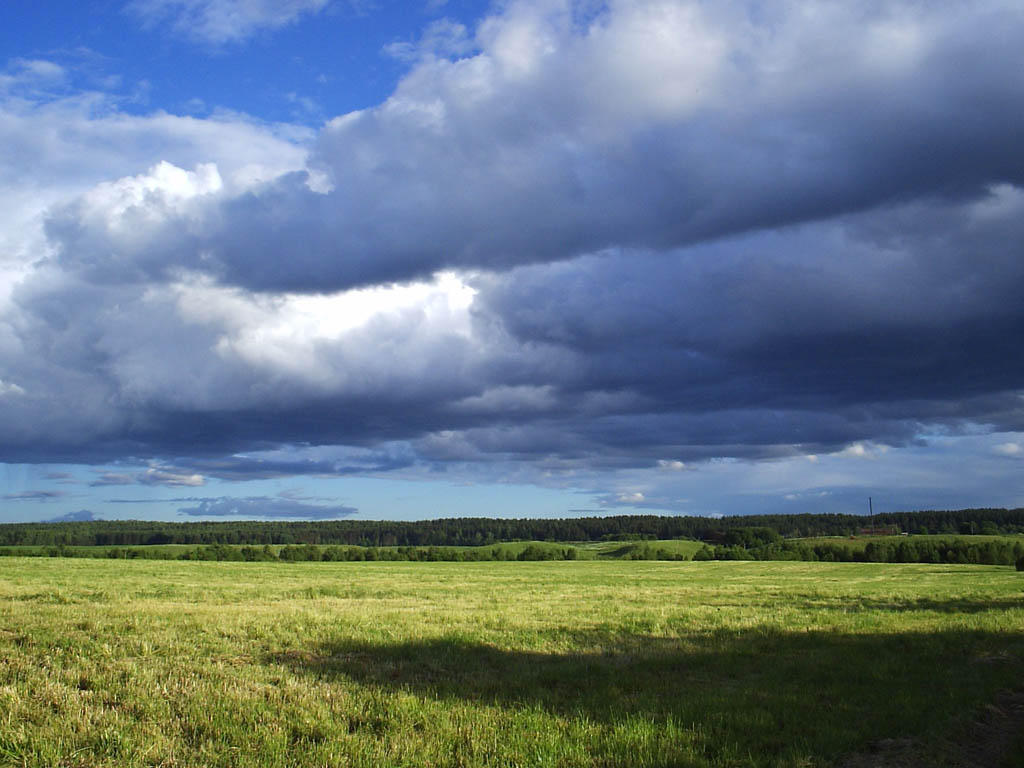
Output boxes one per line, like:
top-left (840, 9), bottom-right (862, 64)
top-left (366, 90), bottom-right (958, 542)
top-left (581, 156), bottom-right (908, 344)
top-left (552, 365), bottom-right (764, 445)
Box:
top-left (1, 559), bottom-right (1022, 767)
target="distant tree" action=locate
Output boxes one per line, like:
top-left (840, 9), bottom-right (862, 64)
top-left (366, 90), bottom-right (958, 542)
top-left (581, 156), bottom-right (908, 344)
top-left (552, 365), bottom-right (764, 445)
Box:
top-left (724, 527), bottom-right (782, 550)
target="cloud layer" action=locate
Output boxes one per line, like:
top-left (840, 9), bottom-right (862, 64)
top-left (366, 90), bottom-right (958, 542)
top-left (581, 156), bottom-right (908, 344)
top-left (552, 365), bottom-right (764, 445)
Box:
top-left (2, 0), bottom-right (1024, 515)
top-left (55, 1), bottom-right (1024, 291)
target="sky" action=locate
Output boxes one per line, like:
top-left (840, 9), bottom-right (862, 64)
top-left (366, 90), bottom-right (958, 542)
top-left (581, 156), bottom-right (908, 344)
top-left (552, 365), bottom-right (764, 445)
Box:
top-left (2, 0), bottom-right (1024, 524)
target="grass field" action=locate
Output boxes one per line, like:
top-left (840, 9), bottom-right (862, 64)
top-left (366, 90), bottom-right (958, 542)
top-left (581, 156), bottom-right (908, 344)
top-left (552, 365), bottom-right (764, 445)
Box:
top-left (578, 539), bottom-right (705, 559)
top-left (1, 558), bottom-right (1022, 767)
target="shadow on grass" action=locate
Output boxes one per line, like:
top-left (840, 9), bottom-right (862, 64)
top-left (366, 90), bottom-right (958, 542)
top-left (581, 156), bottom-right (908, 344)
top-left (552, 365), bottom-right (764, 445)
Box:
top-left (784, 596), bottom-right (1024, 615)
top-left (269, 625), bottom-right (1024, 763)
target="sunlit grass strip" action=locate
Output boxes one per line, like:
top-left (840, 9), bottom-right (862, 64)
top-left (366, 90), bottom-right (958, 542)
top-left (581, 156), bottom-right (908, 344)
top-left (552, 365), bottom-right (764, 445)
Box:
top-left (1, 559), bottom-right (1022, 767)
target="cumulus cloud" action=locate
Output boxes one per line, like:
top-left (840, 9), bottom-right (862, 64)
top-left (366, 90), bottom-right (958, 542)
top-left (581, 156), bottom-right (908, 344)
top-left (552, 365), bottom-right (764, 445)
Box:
top-left (139, 467), bottom-right (205, 486)
top-left (46, 161), bottom-right (223, 284)
top-left (0, 379), bottom-right (25, 396)
top-left (1, 0), bottom-right (1024, 516)
top-left (0, 78), bottom-right (311, 464)
top-left (51, 0), bottom-right (1024, 292)
top-left (657, 460), bottom-right (686, 472)
top-left (178, 496), bottom-right (358, 519)
top-left (127, 0), bottom-right (332, 44)
top-left (0, 75), bottom-right (309, 325)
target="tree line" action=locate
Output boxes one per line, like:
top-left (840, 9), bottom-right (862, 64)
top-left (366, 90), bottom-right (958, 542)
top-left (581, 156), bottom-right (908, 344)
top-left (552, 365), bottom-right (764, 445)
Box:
top-left (0, 543), bottom-right (586, 563)
top-left (694, 535), bottom-right (1024, 567)
top-left (1, 508), bottom-right (1023, 548)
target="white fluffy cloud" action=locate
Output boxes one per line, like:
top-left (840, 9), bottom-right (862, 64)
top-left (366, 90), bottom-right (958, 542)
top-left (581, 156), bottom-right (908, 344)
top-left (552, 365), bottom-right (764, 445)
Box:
top-left (127, 0), bottom-right (332, 44)
top-left (0, 71), bottom-right (314, 458)
top-left (0, 78), bottom-right (309, 295)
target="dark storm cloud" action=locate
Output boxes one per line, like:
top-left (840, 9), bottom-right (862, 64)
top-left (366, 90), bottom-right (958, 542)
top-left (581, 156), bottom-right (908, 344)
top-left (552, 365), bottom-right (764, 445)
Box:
top-left (178, 496), bottom-right (358, 519)
top-left (45, 1), bottom-right (1024, 292)
top-left (4, 0), bottom-right (1024, 486)
top-left (456, 182), bottom-right (1024, 456)
top-left (9, 189), bottom-right (1024, 471)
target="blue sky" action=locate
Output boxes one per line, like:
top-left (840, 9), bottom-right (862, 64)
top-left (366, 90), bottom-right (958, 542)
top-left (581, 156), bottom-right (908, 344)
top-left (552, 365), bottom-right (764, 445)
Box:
top-left (2, 0), bottom-right (1024, 524)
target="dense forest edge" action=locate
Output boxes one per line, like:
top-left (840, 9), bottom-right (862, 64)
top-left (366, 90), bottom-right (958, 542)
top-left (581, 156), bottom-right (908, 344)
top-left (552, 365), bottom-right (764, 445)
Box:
top-left (3, 508), bottom-right (1024, 546)
top-left (1, 509), bottom-right (1023, 567)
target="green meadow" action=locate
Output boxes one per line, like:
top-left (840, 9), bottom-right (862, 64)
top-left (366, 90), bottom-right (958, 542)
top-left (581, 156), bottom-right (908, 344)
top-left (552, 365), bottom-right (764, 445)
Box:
top-left (0, 538), bottom-right (705, 561)
top-left (1, 558), bottom-right (1022, 767)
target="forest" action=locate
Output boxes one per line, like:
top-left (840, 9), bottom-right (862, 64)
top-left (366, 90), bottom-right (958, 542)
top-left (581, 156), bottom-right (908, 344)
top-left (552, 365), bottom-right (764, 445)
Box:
top-left (1, 507), bottom-right (1022, 547)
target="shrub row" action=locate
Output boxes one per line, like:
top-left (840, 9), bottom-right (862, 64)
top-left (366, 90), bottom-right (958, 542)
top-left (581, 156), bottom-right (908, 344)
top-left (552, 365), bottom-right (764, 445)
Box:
top-left (0, 543), bottom-right (585, 562)
top-left (694, 538), bottom-right (1024, 566)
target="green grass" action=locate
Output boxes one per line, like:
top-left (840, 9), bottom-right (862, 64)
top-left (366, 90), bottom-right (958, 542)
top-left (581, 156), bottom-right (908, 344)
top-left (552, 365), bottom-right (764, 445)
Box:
top-left (576, 539), bottom-right (705, 559)
top-left (1, 558), bottom-right (1022, 767)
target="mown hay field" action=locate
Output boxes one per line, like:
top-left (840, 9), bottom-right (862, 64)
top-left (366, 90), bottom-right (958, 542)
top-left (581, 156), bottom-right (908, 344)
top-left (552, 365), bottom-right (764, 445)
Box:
top-left (1, 558), bottom-right (1022, 767)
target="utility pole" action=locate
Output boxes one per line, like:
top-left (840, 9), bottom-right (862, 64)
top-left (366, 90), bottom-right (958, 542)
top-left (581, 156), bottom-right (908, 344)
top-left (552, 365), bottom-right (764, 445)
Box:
top-left (869, 496), bottom-right (874, 536)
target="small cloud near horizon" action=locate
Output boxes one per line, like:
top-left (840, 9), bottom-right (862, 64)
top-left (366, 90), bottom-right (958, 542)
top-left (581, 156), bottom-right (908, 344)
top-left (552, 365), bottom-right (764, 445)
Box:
top-left (178, 496), bottom-right (358, 520)
top-left (2, 490), bottom-right (67, 501)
